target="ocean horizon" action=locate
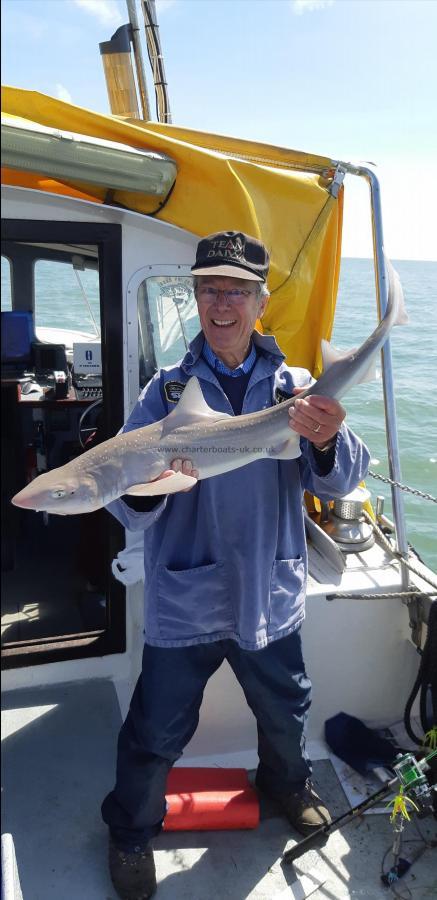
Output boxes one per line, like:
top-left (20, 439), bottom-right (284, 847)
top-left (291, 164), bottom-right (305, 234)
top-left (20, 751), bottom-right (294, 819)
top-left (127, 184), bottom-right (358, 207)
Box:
top-left (343, 256), bottom-right (437, 263)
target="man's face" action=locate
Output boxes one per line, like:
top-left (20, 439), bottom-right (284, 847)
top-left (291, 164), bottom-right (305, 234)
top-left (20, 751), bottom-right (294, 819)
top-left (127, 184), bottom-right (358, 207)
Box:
top-left (195, 275), bottom-right (268, 363)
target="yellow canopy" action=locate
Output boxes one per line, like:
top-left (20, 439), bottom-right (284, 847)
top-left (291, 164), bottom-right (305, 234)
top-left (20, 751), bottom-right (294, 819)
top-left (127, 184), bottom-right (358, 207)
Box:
top-left (2, 86), bottom-right (343, 376)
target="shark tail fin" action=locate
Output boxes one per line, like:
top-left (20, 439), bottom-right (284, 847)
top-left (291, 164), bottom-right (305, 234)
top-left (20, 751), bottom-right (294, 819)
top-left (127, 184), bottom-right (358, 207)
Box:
top-left (386, 257), bottom-right (409, 325)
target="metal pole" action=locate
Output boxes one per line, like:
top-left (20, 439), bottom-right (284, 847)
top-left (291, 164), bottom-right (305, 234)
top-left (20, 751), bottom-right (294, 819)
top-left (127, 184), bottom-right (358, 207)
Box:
top-left (126, 0), bottom-right (151, 120)
top-left (358, 166), bottom-right (409, 584)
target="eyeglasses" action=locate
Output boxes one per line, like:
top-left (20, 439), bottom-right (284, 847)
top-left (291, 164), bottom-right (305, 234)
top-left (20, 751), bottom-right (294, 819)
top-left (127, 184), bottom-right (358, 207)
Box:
top-left (197, 286), bottom-right (256, 304)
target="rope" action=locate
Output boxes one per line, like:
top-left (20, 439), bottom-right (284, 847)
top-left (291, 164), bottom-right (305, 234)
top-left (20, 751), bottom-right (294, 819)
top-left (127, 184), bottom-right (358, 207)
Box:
top-left (363, 512), bottom-right (437, 591)
top-left (325, 513), bottom-right (437, 600)
top-left (326, 591), bottom-right (436, 601)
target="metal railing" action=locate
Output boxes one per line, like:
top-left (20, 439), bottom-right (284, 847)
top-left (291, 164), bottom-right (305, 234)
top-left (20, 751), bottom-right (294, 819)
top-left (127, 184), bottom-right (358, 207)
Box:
top-left (327, 160), bottom-right (410, 582)
top-left (353, 165), bottom-right (409, 585)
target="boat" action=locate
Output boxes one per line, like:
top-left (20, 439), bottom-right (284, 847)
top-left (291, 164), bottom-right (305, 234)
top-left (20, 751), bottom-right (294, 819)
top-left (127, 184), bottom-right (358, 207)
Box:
top-left (1, 3), bottom-right (436, 898)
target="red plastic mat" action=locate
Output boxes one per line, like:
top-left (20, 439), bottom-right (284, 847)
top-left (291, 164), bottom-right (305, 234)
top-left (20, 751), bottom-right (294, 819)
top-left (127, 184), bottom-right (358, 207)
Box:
top-left (163, 767), bottom-right (260, 831)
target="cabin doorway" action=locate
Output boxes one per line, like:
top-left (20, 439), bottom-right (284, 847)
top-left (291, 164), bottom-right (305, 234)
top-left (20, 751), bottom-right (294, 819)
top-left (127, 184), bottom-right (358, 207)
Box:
top-left (1, 220), bottom-right (125, 668)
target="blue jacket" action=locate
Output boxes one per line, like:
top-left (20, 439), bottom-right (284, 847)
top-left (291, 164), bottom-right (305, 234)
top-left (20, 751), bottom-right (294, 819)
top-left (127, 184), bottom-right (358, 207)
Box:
top-left (107, 331), bottom-right (370, 650)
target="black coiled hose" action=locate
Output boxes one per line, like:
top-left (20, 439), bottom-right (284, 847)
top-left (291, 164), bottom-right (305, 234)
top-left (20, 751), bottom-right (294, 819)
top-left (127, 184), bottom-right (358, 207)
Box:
top-left (404, 600), bottom-right (437, 744)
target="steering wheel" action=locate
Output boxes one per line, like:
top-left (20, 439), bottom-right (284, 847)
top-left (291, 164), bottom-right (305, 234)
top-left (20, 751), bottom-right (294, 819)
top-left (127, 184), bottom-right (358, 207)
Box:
top-left (78, 399), bottom-right (103, 449)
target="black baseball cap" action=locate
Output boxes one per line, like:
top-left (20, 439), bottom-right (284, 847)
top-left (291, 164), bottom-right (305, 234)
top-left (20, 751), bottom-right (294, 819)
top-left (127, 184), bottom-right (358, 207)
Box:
top-left (191, 231), bottom-right (270, 282)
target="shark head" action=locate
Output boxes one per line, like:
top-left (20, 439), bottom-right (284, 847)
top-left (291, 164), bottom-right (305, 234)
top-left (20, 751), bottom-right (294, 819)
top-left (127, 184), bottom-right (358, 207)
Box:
top-left (12, 468), bottom-right (101, 515)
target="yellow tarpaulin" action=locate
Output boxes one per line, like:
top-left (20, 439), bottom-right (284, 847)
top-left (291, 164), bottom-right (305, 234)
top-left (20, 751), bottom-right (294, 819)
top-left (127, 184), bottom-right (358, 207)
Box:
top-left (2, 86), bottom-right (343, 375)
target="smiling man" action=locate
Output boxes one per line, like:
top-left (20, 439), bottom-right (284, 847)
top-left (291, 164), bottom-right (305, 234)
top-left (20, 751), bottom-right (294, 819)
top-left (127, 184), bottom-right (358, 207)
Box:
top-left (194, 242), bottom-right (269, 370)
top-left (197, 272), bottom-right (267, 362)
top-left (102, 231), bottom-right (370, 900)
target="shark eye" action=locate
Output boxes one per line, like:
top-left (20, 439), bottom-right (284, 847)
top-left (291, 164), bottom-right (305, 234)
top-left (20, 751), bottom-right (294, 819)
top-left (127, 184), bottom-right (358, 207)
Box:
top-left (51, 489), bottom-right (67, 499)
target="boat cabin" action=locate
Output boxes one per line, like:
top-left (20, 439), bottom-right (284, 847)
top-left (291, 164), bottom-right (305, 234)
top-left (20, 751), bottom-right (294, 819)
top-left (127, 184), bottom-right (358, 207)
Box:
top-left (2, 195), bottom-right (200, 671)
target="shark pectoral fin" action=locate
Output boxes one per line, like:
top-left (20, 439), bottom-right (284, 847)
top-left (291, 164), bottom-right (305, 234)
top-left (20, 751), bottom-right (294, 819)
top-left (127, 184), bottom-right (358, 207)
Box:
top-left (161, 376), bottom-right (231, 438)
top-left (125, 471), bottom-right (197, 497)
top-left (124, 483), bottom-right (167, 496)
top-left (268, 435), bottom-right (301, 460)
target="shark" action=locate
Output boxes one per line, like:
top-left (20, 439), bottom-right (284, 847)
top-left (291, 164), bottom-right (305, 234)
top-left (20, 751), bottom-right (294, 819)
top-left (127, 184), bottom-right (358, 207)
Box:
top-left (12, 260), bottom-right (407, 516)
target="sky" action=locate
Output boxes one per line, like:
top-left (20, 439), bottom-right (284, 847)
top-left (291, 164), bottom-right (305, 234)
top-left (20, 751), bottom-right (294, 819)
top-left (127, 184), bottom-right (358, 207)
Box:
top-left (2, 0), bottom-right (437, 260)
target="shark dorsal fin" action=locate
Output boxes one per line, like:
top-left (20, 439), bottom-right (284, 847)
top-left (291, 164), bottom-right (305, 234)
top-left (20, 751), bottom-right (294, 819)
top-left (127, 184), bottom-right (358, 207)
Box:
top-left (161, 376), bottom-right (231, 437)
top-left (321, 339), bottom-right (357, 371)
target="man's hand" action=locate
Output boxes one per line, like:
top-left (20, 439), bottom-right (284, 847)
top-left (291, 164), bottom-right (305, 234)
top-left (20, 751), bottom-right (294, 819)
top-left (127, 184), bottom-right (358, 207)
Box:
top-left (152, 458), bottom-right (199, 492)
top-left (288, 387), bottom-right (345, 448)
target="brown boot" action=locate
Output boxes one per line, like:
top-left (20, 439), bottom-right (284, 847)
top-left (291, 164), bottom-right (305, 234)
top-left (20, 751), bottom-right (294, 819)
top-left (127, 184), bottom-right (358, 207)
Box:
top-left (108, 840), bottom-right (157, 900)
top-left (279, 780), bottom-right (332, 836)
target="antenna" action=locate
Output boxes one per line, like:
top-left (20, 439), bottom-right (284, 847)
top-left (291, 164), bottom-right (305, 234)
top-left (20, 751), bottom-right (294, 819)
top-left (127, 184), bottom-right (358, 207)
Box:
top-left (126, 0), bottom-right (152, 120)
top-left (140, 0), bottom-right (172, 123)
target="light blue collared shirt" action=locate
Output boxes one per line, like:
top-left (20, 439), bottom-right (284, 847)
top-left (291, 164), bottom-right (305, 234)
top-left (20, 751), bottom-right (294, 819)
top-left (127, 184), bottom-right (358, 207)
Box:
top-left (202, 339), bottom-right (256, 377)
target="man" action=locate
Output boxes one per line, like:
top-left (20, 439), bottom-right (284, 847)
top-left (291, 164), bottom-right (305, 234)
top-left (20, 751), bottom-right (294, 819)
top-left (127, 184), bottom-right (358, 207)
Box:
top-left (102, 231), bottom-right (370, 899)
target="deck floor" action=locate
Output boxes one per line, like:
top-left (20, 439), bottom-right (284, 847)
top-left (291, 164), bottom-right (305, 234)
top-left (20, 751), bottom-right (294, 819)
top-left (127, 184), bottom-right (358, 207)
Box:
top-left (2, 682), bottom-right (436, 900)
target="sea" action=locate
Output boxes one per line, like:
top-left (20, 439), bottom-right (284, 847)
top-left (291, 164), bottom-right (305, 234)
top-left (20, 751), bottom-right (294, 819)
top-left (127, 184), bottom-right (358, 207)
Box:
top-left (2, 257), bottom-right (436, 571)
top-left (333, 258), bottom-right (436, 573)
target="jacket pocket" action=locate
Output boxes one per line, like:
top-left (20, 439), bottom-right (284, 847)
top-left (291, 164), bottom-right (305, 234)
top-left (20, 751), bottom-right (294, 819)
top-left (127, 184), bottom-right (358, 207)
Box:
top-left (268, 556), bottom-right (305, 635)
top-left (157, 561), bottom-right (233, 639)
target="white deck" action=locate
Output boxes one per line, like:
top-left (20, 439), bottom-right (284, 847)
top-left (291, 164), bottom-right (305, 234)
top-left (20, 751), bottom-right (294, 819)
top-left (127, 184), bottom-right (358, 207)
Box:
top-left (2, 496), bottom-right (436, 898)
top-left (2, 680), bottom-right (437, 900)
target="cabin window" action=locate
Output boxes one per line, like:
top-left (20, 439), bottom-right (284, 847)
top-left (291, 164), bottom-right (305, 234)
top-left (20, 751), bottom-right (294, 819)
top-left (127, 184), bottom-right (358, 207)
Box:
top-left (34, 259), bottom-right (101, 336)
top-left (1, 222), bottom-right (125, 670)
top-left (1, 256), bottom-right (12, 310)
top-left (137, 275), bottom-right (199, 385)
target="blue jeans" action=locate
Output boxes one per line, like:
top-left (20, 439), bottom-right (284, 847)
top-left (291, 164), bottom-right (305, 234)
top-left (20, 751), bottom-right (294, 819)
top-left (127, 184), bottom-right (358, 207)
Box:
top-left (101, 630), bottom-right (312, 850)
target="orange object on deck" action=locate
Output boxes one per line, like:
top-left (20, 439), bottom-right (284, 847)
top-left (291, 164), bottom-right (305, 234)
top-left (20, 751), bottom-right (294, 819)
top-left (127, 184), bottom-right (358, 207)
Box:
top-left (163, 768), bottom-right (260, 831)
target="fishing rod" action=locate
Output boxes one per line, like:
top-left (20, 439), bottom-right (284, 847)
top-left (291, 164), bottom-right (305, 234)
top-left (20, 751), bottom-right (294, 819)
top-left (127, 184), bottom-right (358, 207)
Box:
top-left (282, 749), bottom-right (437, 867)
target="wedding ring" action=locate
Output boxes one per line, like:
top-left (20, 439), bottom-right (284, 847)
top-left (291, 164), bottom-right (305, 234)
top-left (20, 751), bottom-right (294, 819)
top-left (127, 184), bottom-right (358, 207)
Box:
top-left (313, 423), bottom-right (321, 433)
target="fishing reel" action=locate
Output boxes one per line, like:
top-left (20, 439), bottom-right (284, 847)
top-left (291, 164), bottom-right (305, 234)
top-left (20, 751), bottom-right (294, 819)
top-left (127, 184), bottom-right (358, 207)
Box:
top-left (392, 751), bottom-right (436, 817)
top-left (380, 750), bottom-right (436, 887)
top-left (393, 753), bottom-right (435, 814)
